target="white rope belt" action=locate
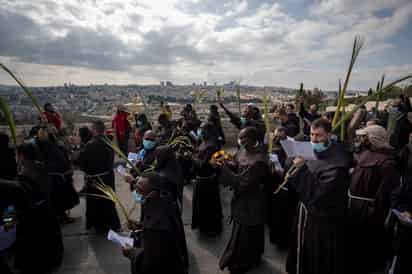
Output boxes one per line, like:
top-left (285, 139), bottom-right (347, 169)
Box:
top-left (84, 170), bottom-right (112, 179)
top-left (347, 190), bottom-right (375, 209)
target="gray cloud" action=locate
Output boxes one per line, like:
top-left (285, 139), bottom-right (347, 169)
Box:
top-left (0, 9), bottom-right (212, 71)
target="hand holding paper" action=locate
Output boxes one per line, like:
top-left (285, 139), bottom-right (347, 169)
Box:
top-left (107, 229), bottom-right (134, 248)
top-left (280, 139), bottom-right (317, 161)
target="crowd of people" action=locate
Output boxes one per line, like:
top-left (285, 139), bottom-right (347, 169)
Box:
top-left (1, 95), bottom-right (412, 274)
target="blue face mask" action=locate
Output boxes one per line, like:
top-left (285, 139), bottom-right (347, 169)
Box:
top-left (143, 139), bottom-right (156, 150)
top-left (311, 142), bottom-right (329, 153)
top-left (137, 121), bottom-right (143, 126)
top-left (240, 117), bottom-right (247, 126)
top-left (197, 128), bottom-right (203, 138)
top-left (132, 190), bottom-right (145, 204)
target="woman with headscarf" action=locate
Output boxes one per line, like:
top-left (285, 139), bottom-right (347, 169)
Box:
top-left (191, 122), bottom-right (223, 235)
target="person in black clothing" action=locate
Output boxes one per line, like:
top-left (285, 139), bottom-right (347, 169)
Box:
top-left (13, 143), bottom-right (64, 274)
top-left (79, 127), bottom-right (92, 148)
top-left (286, 104), bottom-right (300, 131)
top-left (122, 173), bottom-right (188, 274)
top-left (219, 101), bottom-right (266, 143)
top-left (179, 104), bottom-right (201, 134)
top-left (74, 120), bottom-right (120, 232)
top-left (268, 127), bottom-right (297, 248)
top-left (298, 99), bottom-right (321, 136)
top-left (285, 119), bottom-right (351, 274)
top-left (388, 96), bottom-right (412, 150)
top-left (191, 122), bottom-right (223, 235)
top-left (216, 127), bottom-right (271, 274)
top-left (279, 110), bottom-right (299, 138)
top-left (208, 104), bottom-right (226, 146)
top-left (390, 135), bottom-right (412, 274)
top-left (157, 113), bottom-right (176, 145)
top-left (0, 133), bottom-right (17, 180)
top-left (134, 113), bottom-right (152, 149)
top-left (36, 127), bottom-right (79, 223)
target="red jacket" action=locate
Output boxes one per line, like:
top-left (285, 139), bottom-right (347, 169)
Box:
top-left (112, 112), bottom-right (130, 141)
top-left (43, 111), bottom-right (62, 130)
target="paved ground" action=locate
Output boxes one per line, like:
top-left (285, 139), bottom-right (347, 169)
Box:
top-left (55, 169), bottom-right (287, 274)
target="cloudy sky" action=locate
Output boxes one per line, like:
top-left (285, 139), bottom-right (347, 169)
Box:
top-left (0, 0), bottom-right (411, 89)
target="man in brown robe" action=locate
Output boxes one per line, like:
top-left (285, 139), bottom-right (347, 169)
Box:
top-left (75, 120), bottom-right (120, 232)
top-left (216, 127), bottom-right (271, 274)
top-left (347, 125), bottom-right (400, 273)
top-left (122, 174), bottom-right (188, 274)
top-left (285, 118), bottom-right (351, 274)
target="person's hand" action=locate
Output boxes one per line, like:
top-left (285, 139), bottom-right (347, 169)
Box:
top-left (3, 219), bottom-right (16, 231)
top-left (127, 219), bottom-right (142, 231)
top-left (209, 157), bottom-right (219, 168)
top-left (122, 244), bottom-right (134, 259)
top-left (124, 175), bottom-right (136, 184)
top-left (400, 211), bottom-right (412, 219)
top-left (293, 156), bottom-right (305, 166)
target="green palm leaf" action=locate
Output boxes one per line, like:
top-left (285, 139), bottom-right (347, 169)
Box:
top-left (0, 96), bottom-right (17, 145)
top-left (332, 36), bottom-right (364, 128)
top-left (0, 63), bottom-right (42, 114)
top-left (333, 74), bottom-right (412, 131)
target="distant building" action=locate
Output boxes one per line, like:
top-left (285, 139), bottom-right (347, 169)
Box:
top-left (166, 81), bottom-right (173, 87)
top-left (160, 81), bottom-right (165, 87)
top-left (204, 81), bottom-right (207, 87)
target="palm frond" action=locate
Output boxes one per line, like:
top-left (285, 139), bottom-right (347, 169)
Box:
top-left (101, 135), bottom-right (142, 176)
top-left (0, 63), bottom-right (42, 114)
top-left (0, 96), bottom-right (17, 145)
top-left (216, 88), bottom-right (224, 102)
top-left (236, 83), bottom-right (241, 116)
top-left (332, 36), bottom-right (364, 128)
top-left (263, 92), bottom-right (272, 153)
top-left (333, 74), bottom-right (412, 131)
top-left (138, 91), bottom-right (151, 123)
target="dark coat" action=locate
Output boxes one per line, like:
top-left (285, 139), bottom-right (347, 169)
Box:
top-left (11, 162), bottom-right (64, 274)
top-left (191, 141), bottom-right (222, 234)
top-left (219, 147), bottom-right (271, 226)
top-left (347, 150), bottom-right (400, 273)
top-left (224, 108), bottom-right (266, 143)
top-left (286, 143), bottom-right (351, 274)
top-left (37, 141), bottom-right (79, 214)
top-left (130, 174), bottom-right (188, 274)
top-left (299, 103), bottom-right (321, 136)
top-left (77, 135), bottom-right (120, 231)
top-left (282, 119), bottom-right (300, 138)
top-left (218, 147), bottom-right (270, 272)
top-left (0, 147), bottom-right (17, 180)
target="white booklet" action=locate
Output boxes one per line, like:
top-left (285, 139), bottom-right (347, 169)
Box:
top-left (280, 139), bottom-right (317, 161)
top-left (107, 229), bottom-right (134, 247)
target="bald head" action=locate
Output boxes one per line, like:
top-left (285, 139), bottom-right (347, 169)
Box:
top-left (238, 127), bottom-right (258, 150)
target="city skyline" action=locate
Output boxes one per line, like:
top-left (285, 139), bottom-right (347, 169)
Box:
top-left (0, 0), bottom-right (411, 89)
